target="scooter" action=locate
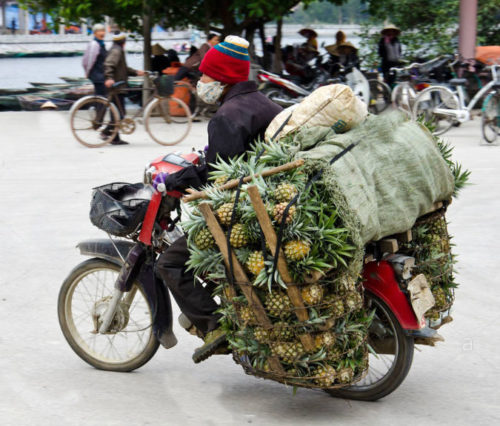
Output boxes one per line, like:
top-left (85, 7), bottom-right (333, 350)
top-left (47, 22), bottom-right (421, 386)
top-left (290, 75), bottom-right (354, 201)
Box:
top-left (58, 150), bottom-right (445, 401)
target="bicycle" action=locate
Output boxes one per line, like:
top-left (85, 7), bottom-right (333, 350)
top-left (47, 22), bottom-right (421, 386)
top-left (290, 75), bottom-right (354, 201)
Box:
top-left (412, 64), bottom-right (500, 137)
top-left (390, 56), bottom-right (452, 115)
top-left (70, 71), bottom-right (192, 148)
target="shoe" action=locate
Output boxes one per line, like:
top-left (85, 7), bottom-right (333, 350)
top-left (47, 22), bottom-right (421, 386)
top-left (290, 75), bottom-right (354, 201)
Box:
top-left (192, 328), bottom-right (227, 364)
top-left (110, 139), bottom-right (129, 145)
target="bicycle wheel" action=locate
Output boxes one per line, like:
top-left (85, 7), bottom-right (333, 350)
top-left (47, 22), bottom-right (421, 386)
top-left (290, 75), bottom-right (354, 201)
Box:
top-left (70, 96), bottom-right (120, 148)
top-left (368, 79), bottom-right (391, 114)
top-left (482, 91), bottom-right (500, 143)
top-left (144, 96), bottom-right (192, 146)
top-left (412, 86), bottom-right (458, 136)
top-left (58, 258), bottom-right (160, 372)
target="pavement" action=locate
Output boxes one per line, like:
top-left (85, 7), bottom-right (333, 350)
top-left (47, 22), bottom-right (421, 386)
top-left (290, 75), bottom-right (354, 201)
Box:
top-left (0, 111), bottom-right (499, 426)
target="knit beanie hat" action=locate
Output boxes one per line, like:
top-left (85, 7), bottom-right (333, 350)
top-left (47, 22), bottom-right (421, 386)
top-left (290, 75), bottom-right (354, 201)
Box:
top-left (199, 35), bottom-right (250, 85)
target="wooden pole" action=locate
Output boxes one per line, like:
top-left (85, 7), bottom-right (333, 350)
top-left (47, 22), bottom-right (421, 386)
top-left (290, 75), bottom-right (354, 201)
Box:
top-left (183, 159), bottom-right (304, 203)
top-left (198, 203), bottom-right (285, 374)
top-left (246, 186), bottom-right (316, 352)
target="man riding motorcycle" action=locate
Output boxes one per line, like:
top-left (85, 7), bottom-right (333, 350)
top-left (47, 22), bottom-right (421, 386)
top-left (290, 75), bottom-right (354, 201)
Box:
top-left (154, 36), bottom-right (282, 363)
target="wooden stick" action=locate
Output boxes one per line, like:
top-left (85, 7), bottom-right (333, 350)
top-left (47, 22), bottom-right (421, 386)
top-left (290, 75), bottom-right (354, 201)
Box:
top-left (246, 186), bottom-right (316, 352)
top-left (182, 159), bottom-right (305, 203)
top-left (197, 203), bottom-right (285, 373)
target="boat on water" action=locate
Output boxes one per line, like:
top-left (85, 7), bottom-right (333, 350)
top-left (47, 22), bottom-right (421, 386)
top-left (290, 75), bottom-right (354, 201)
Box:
top-left (0, 95), bottom-right (22, 111)
top-left (59, 77), bottom-right (91, 84)
top-left (17, 95), bottom-right (75, 111)
top-left (0, 87), bottom-right (42, 96)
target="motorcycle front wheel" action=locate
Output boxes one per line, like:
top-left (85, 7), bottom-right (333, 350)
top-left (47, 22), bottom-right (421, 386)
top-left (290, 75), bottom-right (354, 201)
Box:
top-left (58, 258), bottom-right (160, 372)
top-left (324, 293), bottom-right (414, 401)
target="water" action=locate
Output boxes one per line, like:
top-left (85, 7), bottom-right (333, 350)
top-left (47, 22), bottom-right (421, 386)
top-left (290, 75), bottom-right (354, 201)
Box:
top-left (0, 54), bottom-right (145, 89)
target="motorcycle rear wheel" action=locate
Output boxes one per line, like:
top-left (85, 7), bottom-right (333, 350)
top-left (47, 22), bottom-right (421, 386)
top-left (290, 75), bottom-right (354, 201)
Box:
top-left (324, 294), bottom-right (414, 401)
top-left (58, 258), bottom-right (160, 372)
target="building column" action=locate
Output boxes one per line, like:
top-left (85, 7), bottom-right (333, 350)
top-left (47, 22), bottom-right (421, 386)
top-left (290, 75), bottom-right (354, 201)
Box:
top-left (458, 0), bottom-right (477, 66)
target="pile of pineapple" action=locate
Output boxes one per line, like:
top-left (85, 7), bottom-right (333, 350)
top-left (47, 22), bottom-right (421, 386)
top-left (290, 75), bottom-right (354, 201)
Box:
top-left (401, 212), bottom-right (456, 325)
top-left (184, 140), bottom-right (370, 388)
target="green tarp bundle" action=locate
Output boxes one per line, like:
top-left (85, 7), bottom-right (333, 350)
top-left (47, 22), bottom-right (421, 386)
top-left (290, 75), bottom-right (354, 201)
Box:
top-left (287, 111), bottom-right (454, 246)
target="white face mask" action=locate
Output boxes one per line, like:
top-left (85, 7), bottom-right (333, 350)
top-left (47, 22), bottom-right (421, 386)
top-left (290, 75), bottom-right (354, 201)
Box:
top-left (196, 80), bottom-right (226, 104)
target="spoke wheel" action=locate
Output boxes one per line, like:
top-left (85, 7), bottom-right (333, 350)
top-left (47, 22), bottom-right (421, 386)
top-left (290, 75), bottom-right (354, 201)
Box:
top-left (144, 96), bottom-right (192, 146)
top-left (482, 92), bottom-right (500, 143)
top-left (412, 86), bottom-right (457, 136)
top-left (70, 96), bottom-right (120, 148)
top-left (58, 259), bottom-right (159, 372)
top-left (324, 294), bottom-right (414, 401)
top-left (368, 79), bottom-right (391, 114)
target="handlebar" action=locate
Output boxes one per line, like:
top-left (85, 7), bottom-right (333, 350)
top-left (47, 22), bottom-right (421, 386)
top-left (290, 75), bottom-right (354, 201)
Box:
top-left (390, 55), bottom-right (454, 73)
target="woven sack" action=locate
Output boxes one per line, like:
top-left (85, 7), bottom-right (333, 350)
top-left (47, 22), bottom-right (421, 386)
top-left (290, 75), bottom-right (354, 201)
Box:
top-left (265, 84), bottom-right (368, 141)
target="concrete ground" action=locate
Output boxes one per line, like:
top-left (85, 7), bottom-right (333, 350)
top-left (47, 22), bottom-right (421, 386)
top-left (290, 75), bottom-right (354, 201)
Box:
top-left (0, 111), bottom-right (499, 426)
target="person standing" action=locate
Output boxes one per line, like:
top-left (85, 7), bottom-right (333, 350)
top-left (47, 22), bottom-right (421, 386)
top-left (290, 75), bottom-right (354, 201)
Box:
top-left (378, 24), bottom-right (402, 86)
top-left (104, 32), bottom-right (144, 145)
top-left (173, 33), bottom-right (220, 81)
top-left (154, 36), bottom-right (282, 363)
top-left (82, 24), bottom-right (107, 99)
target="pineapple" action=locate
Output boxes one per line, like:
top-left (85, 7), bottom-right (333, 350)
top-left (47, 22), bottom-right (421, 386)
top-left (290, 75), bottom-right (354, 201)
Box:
top-left (194, 227), bottom-right (215, 250)
top-left (253, 326), bottom-right (270, 343)
top-left (286, 367), bottom-right (299, 377)
top-left (344, 292), bottom-right (363, 311)
top-left (432, 286), bottom-right (447, 309)
top-left (246, 251), bottom-right (265, 275)
top-left (323, 294), bottom-right (345, 318)
top-left (314, 331), bottom-right (337, 351)
top-left (229, 223), bottom-right (249, 248)
top-left (270, 321), bottom-right (295, 341)
top-left (239, 306), bottom-right (257, 325)
top-left (272, 203), bottom-right (296, 224)
top-left (301, 283), bottom-right (324, 306)
top-left (216, 202), bottom-right (235, 226)
top-left (313, 364), bottom-right (337, 387)
top-left (275, 183), bottom-right (298, 203)
top-left (337, 273), bottom-right (357, 294)
top-left (214, 175), bottom-right (229, 186)
top-left (349, 330), bottom-right (365, 349)
top-left (337, 367), bottom-right (354, 384)
top-left (265, 292), bottom-right (292, 318)
top-left (284, 240), bottom-right (310, 261)
top-left (326, 346), bottom-right (343, 362)
top-left (271, 341), bottom-right (305, 363)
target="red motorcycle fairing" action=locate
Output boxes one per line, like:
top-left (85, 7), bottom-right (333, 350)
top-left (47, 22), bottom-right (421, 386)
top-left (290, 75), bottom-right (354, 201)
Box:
top-left (139, 152), bottom-right (200, 246)
top-left (363, 260), bottom-right (423, 330)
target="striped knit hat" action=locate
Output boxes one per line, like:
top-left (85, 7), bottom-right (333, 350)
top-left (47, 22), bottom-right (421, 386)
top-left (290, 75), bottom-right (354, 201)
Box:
top-left (199, 35), bottom-right (250, 85)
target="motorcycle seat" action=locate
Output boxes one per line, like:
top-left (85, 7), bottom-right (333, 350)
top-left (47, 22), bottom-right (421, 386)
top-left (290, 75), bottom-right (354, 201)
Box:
top-left (449, 78), bottom-right (467, 86)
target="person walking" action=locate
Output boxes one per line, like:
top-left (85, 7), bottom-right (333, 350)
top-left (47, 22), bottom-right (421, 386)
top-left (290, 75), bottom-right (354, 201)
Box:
top-left (173, 33), bottom-right (220, 81)
top-left (103, 31), bottom-right (144, 145)
top-left (378, 24), bottom-right (402, 86)
top-left (154, 35), bottom-right (282, 363)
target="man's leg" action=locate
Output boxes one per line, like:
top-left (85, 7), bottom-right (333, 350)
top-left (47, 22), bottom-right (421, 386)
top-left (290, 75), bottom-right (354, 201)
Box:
top-left (110, 94), bottom-right (127, 144)
top-left (93, 82), bottom-right (107, 126)
top-left (156, 236), bottom-right (221, 336)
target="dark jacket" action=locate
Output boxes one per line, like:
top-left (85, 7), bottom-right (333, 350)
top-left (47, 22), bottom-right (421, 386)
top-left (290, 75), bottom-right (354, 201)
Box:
top-left (89, 40), bottom-right (107, 83)
top-left (104, 43), bottom-right (138, 82)
top-left (165, 80), bottom-right (282, 191)
top-left (378, 37), bottom-right (402, 66)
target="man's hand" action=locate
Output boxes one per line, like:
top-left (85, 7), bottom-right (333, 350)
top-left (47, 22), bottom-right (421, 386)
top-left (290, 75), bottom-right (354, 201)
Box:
top-left (136, 70), bottom-right (145, 76)
top-left (105, 79), bottom-right (115, 88)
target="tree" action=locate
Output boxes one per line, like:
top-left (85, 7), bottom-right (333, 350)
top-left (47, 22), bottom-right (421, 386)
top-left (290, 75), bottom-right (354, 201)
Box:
top-left (357, 0), bottom-right (500, 67)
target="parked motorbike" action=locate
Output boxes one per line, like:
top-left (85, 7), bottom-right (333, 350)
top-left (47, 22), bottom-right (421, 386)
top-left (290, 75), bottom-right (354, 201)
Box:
top-left (58, 150), bottom-right (444, 401)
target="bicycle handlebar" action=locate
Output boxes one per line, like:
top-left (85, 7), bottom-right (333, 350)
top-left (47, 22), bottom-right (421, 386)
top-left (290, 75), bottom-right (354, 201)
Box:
top-left (390, 55), bottom-right (454, 73)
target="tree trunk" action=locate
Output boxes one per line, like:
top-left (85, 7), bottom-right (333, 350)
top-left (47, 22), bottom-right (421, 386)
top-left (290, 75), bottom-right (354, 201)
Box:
top-left (272, 19), bottom-right (283, 74)
top-left (245, 25), bottom-right (257, 62)
top-left (258, 22), bottom-right (270, 70)
top-left (1, 1), bottom-right (6, 34)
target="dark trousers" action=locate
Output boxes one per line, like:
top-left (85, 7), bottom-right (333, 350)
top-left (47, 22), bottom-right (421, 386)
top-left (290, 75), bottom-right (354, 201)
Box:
top-left (156, 236), bottom-right (221, 335)
top-left (381, 61), bottom-right (399, 87)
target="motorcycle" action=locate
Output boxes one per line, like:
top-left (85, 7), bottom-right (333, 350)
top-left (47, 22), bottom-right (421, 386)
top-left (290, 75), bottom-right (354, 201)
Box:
top-left (58, 150), bottom-right (445, 401)
top-left (258, 62), bottom-right (370, 108)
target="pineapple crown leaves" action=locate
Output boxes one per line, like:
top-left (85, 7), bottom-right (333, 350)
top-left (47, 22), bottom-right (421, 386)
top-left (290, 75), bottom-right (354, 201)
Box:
top-left (434, 137), bottom-right (470, 198)
top-left (185, 246), bottom-right (223, 276)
